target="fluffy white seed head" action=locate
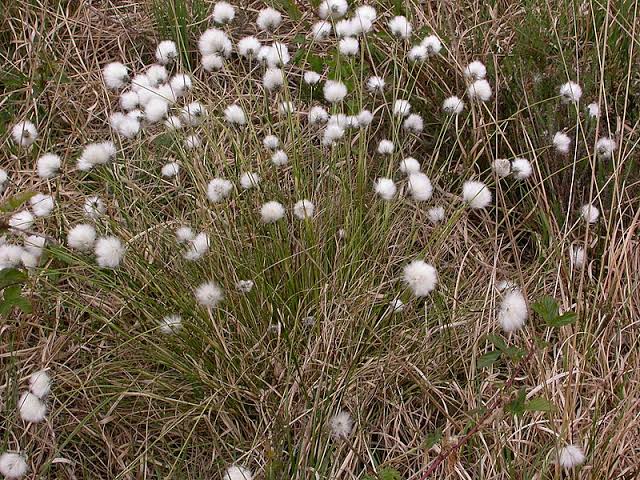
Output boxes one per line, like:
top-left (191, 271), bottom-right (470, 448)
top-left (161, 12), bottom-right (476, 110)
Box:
top-left (400, 157), bottom-right (420, 175)
top-left (271, 150), bottom-right (288, 166)
top-left (319, 0), bottom-right (348, 19)
top-left (184, 134), bottom-right (201, 150)
top-left (23, 235), bottom-right (45, 259)
top-left (377, 139), bottom-right (394, 155)
top-left (0, 245), bottom-right (25, 270)
top-left (339, 37), bottom-right (359, 56)
top-left (467, 79), bottom-right (492, 101)
top-left (223, 465), bottom-right (253, 480)
top-left (464, 61), bottom-right (486, 80)
top-left (388, 16), bottom-right (412, 38)
top-left (329, 410), bottom-right (353, 438)
top-left (403, 113), bottom-right (423, 133)
top-left (146, 64), bottom-right (168, 86)
top-left (68, 224), bottom-right (96, 252)
top-left (0, 452), bottom-right (28, 479)
top-left (374, 178), bottom-right (396, 200)
top-left (587, 102), bottom-right (600, 118)
top-left (37, 154), bottom-right (61, 179)
top-left (311, 21), bottom-right (332, 40)
top-left (408, 44), bottom-right (428, 62)
top-left (264, 42), bottom-right (290, 67)
top-left (29, 370), bottom-right (51, 398)
top-left (224, 104), bottom-right (246, 125)
top-left (322, 124), bottom-right (344, 145)
top-left (263, 135), bottom-right (280, 150)
top-left (240, 172), bottom-right (260, 189)
top-left (580, 203), bottom-right (599, 223)
top-left (355, 5), bottom-right (376, 22)
top-left (558, 445), bottom-right (585, 469)
top-left (443, 96), bottom-right (464, 114)
top-left (165, 115), bottom-right (182, 130)
top-left (553, 132), bottom-right (571, 153)
top-left (498, 288), bottom-right (528, 332)
top-left (407, 173), bottom-right (433, 201)
top-left (260, 201), bottom-right (285, 223)
top-left (335, 19), bottom-right (357, 38)
top-left (119, 90), bottom-right (139, 111)
top-left (463, 181), bottom-right (491, 209)
top-left (213, 2), bottom-right (235, 24)
top-left (110, 113), bottom-right (140, 138)
top-left (161, 162), bottom-right (180, 178)
top-left (511, 158), bottom-right (532, 180)
top-left (95, 236), bottom-right (125, 268)
top-left (357, 109), bottom-right (373, 127)
top-left (366, 75), bottom-right (385, 93)
top-left (8, 210), bottom-right (34, 232)
top-left (202, 53), bottom-right (224, 72)
top-left (183, 232), bottom-right (209, 261)
top-left (403, 260), bottom-right (438, 296)
top-left (303, 71), bottom-right (321, 85)
top-left (595, 137), bottom-right (616, 159)
top-left (169, 74), bottom-right (193, 97)
top-left (30, 193), bottom-right (54, 217)
top-left (19, 391), bottom-right (46, 423)
top-left (393, 100), bottom-right (411, 117)
top-left (421, 35), bottom-right (442, 55)
top-left (427, 206), bottom-right (445, 223)
top-left (263, 68), bottom-right (284, 90)
top-left (207, 178), bottom-right (233, 203)
top-left (238, 36), bottom-right (261, 58)
top-left (236, 280), bottom-right (254, 293)
top-left (78, 142), bottom-right (116, 171)
top-left (492, 158), bottom-right (511, 177)
top-left (195, 281), bottom-right (223, 308)
top-left (198, 28), bottom-right (232, 57)
top-left (155, 40), bottom-right (177, 64)
top-left (559, 81), bottom-right (582, 103)
top-left (103, 62), bottom-right (129, 90)
top-left (389, 298), bottom-right (404, 313)
top-left (160, 314), bottom-right (181, 334)
top-left (293, 199), bottom-right (315, 219)
top-left (11, 121), bottom-right (38, 147)
top-left (323, 80), bottom-right (347, 103)
top-left (83, 196), bottom-right (105, 219)
top-left (176, 226), bottom-right (195, 243)
top-left (278, 101), bottom-right (295, 115)
top-left (181, 102), bottom-right (205, 126)
top-left (570, 245), bottom-right (586, 269)
top-left (256, 7), bottom-right (282, 30)
top-left (309, 106), bottom-right (329, 125)
top-left (144, 98), bottom-right (168, 123)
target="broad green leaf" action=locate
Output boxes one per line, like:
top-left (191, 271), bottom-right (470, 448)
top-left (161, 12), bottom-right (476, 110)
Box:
top-left (525, 397), bottom-right (556, 412)
top-left (0, 285), bottom-right (32, 316)
top-left (486, 333), bottom-right (507, 351)
top-left (0, 191), bottom-right (36, 213)
top-left (424, 429), bottom-right (442, 449)
top-left (505, 388), bottom-right (527, 417)
top-left (531, 296), bottom-right (558, 323)
top-left (503, 346), bottom-right (526, 361)
top-left (0, 268), bottom-right (27, 290)
top-left (547, 312), bottom-right (577, 327)
top-left (478, 350), bottom-right (501, 368)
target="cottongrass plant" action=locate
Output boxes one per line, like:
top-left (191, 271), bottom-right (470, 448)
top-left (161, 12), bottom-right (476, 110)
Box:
top-left (1, 0), bottom-right (637, 478)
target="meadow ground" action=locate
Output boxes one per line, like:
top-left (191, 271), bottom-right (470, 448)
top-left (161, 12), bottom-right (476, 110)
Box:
top-left (1, 0), bottom-right (639, 478)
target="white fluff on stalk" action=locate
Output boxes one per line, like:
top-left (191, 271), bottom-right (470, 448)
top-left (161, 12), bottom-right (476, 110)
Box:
top-left (18, 391), bottom-right (46, 423)
top-left (195, 281), bottom-right (223, 308)
top-left (67, 224), bottom-right (96, 252)
top-left (37, 154), bottom-right (61, 178)
top-left (493, 159), bottom-right (511, 177)
top-left (207, 178), bottom-right (233, 203)
top-left (462, 181), bottom-right (491, 209)
top-left (511, 158), bottom-right (532, 179)
top-left (29, 370), bottom-right (51, 398)
top-left (260, 201), bottom-right (285, 223)
top-left (374, 178), bottom-right (396, 200)
top-left (293, 200), bottom-right (315, 219)
top-left (95, 236), bottom-right (125, 268)
top-left (559, 81), bottom-right (582, 103)
top-left (407, 173), bottom-right (433, 201)
top-left (83, 195), bottom-right (106, 219)
top-left (558, 445), bottom-right (586, 469)
top-left (256, 8), bottom-right (282, 31)
top-left (580, 203), bottom-right (599, 223)
top-left (0, 452), bottom-right (28, 479)
top-left (553, 132), bottom-right (571, 153)
top-left (403, 260), bottom-right (438, 296)
top-left (329, 410), bottom-right (353, 438)
top-left (155, 40), bottom-right (177, 64)
top-left (497, 288), bottom-right (527, 332)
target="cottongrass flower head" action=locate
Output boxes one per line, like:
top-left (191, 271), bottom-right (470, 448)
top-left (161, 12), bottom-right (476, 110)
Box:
top-left (198, 28), bottom-right (232, 57)
top-left (427, 206), bottom-right (445, 224)
top-left (492, 158), bottom-right (511, 177)
top-left (240, 172), bottom-right (260, 190)
top-left (559, 81), bottom-right (582, 103)
top-left (570, 245), bottom-right (586, 269)
top-left (377, 139), bottom-right (394, 155)
top-left (463, 60), bottom-right (486, 80)
top-left (169, 73), bottom-right (193, 96)
top-left (389, 298), bottom-right (405, 313)
top-left (366, 76), bottom-right (385, 93)
top-left (311, 21), bottom-right (332, 40)
top-left (271, 150), bottom-right (288, 166)
top-left (393, 99), bottom-right (411, 117)
top-left (400, 157), bottom-right (420, 174)
top-left (83, 196), bottom-right (105, 219)
top-left (357, 109), bottom-right (373, 126)
top-left (263, 68), bottom-right (284, 90)
top-left (407, 173), bottom-right (433, 201)
top-left (213, 1), bottom-right (235, 24)
top-left (8, 210), bottom-right (34, 232)
top-left (261, 201), bottom-right (285, 223)
top-left (77, 141), bottom-right (116, 171)
top-left (329, 410), bottom-right (353, 438)
top-left (355, 5), bottom-right (376, 22)
top-left (309, 106), bottom-right (329, 125)
top-left (161, 162), bottom-right (180, 178)
top-left (339, 37), bottom-right (359, 56)
top-left (236, 280), bottom-right (254, 293)
top-left (595, 137), bottom-right (616, 159)
top-left (184, 134), bottom-right (201, 150)
top-left (183, 232), bottom-right (209, 261)
top-left (303, 71), bottom-right (321, 85)
top-left (558, 445), bottom-right (586, 470)
top-left (68, 224), bottom-right (96, 252)
top-left (293, 200), bottom-right (315, 219)
top-left (467, 79), bottom-right (492, 101)
top-left (207, 178), bottom-right (233, 203)
top-left (176, 226), bottom-right (195, 243)
top-left (238, 37), bottom-right (261, 58)
top-left (30, 193), bottom-right (54, 217)
top-left (408, 45), bottom-right (428, 62)
top-left (587, 102), bottom-right (600, 118)
top-left (319, 0), bottom-right (348, 19)
top-left (119, 90), bottom-right (139, 111)
top-left (580, 203), bottom-right (599, 223)
top-left (155, 40), bottom-right (177, 64)
top-left (498, 288), bottom-right (527, 332)
top-left (511, 158), bottom-right (532, 180)
top-left (36, 154), bottom-right (60, 179)
top-left (263, 135), bottom-right (280, 150)
top-left (322, 124), bottom-right (345, 145)
top-left (421, 35), bottom-right (442, 55)
top-left (0, 169), bottom-right (8, 193)
top-left (144, 98), bottom-right (169, 123)
top-left (0, 245), bottom-right (25, 270)
top-left (264, 42), bottom-right (290, 67)
top-left (0, 452), bottom-right (28, 479)
top-left (335, 19), bottom-right (357, 38)
top-left (323, 80), bottom-right (347, 103)
top-left (160, 314), bottom-right (182, 334)
top-left (29, 370), bottom-right (52, 398)
top-left (443, 96), bottom-right (464, 114)
top-left (374, 178), bottom-right (397, 200)
top-left (202, 53), bottom-right (224, 71)
top-left (224, 465), bottom-right (253, 480)
top-left (553, 132), bottom-right (571, 153)
top-left (278, 101), bottom-right (295, 115)
top-left (95, 236), bottom-right (125, 268)
top-left (195, 281), bottom-right (224, 308)
top-left (110, 112), bottom-right (140, 138)
top-left (403, 260), bottom-right (438, 296)
top-left (19, 391), bottom-right (46, 423)
top-left (463, 180), bottom-right (491, 209)
top-left (146, 64), bottom-right (167, 86)
top-left (224, 104), bottom-right (246, 125)
top-left (11, 121), bottom-right (38, 147)
top-left (257, 7), bottom-right (282, 30)
top-left (103, 62), bottom-right (129, 90)
top-left (181, 101), bottom-right (205, 126)
top-left (403, 113), bottom-right (423, 133)
top-left (388, 16), bottom-right (412, 38)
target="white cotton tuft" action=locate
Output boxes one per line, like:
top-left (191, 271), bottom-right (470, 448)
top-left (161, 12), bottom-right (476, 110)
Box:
top-left (264, 42), bottom-right (290, 67)
top-left (261, 201), bottom-right (285, 223)
top-left (309, 106), bottom-right (329, 125)
top-left (293, 200), bottom-right (315, 219)
top-left (181, 102), bottom-right (205, 126)
top-left (202, 53), bottom-right (224, 72)
top-left (329, 410), bottom-right (353, 438)
top-left (492, 159), bottom-right (511, 177)
top-left (37, 154), bottom-right (61, 179)
top-left (68, 224), bottom-right (96, 252)
top-left (169, 73), bottom-right (193, 96)
top-left (224, 104), bottom-right (246, 125)
top-left (443, 96), bottom-right (464, 114)
top-left (77, 142), bottom-right (116, 171)
top-left (407, 173), bottom-right (433, 201)
top-left (587, 102), bottom-right (600, 118)
top-left (263, 68), bottom-right (284, 90)
top-left (389, 298), bottom-right (404, 313)
top-left (467, 79), bottom-right (492, 101)
top-left (0, 452), bottom-right (28, 479)
top-left (278, 101), bottom-right (295, 115)
top-left (403, 260), bottom-right (438, 296)
top-left (463, 181), bottom-right (491, 209)
top-left (303, 71), bottom-right (321, 85)
top-left (323, 80), bottom-right (347, 103)
top-left (207, 178), bottom-right (233, 203)
top-left (271, 150), bottom-right (288, 166)
top-left (103, 62), bottom-right (129, 90)
top-left (374, 178), bottom-right (396, 200)
top-left (146, 64), bottom-right (167, 86)
top-left (355, 5), bottom-right (376, 22)
top-left (183, 232), bottom-right (209, 261)
top-left (335, 19), bottom-right (357, 38)
top-left (144, 98), bottom-right (168, 123)
top-left (408, 45), bottom-right (428, 62)
top-left (570, 246), bottom-right (586, 269)
top-left (95, 236), bottom-right (125, 268)
top-left (319, 0), bottom-right (348, 19)
top-left (184, 135), bottom-right (201, 150)
top-left (311, 21), bottom-right (332, 40)
top-left (0, 169), bottom-right (8, 192)
top-left (366, 76), bottom-right (385, 93)
top-left (18, 391), bottom-right (46, 423)
top-left (160, 314), bottom-right (181, 334)
top-left (357, 110), bottom-right (373, 127)
top-left (464, 61), bottom-right (486, 80)
top-left (511, 158), bottom-right (532, 180)
top-left (213, 1), bottom-right (235, 24)
top-left (256, 7), bottom-right (282, 31)
top-left (339, 37), bottom-right (359, 56)
top-left (29, 370), bottom-right (51, 398)
top-left (11, 121), bottom-right (38, 147)
top-left (223, 465), bottom-right (254, 480)
top-left (161, 162), bottom-right (180, 178)
top-left (23, 235), bottom-right (45, 259)
top-left (558, 445), bottom-right (586, 470)
top-left (393, 100), bottom-right (411, 117)
top-left (403, 114), bottom-right (423, 133)
top-left (421, 35), bottom-right (442, 55)
top-left (0, 245), bottom-right (25, 270)
top-left (263, 135), bottom-right (279, 150)
top-left (195, 281), bottom-right (223, 308)
top-left (559, 81), bottom-right (582, 103)
top-left (322, 125), bottom-right (344, 145)
top-left (595, 137), bottom-right (616, 159)
top-left (377, 139), bottom-right (394, 155)
top-left (580, 203), bottom-right (599, 223)
top-left (83, 196), bottom-right (105, 219)
top-left (156, 40), bottom-right (178, 64)
top-left (553, 132), bottom-right (571, 153)
top-left (498, 288), bottom-right (527, 332)
top-left (30, 193), bottom-right (54, 217)
top-left (8, 210), bottom-right (34, 232)
top-left (165, 115), bottom-right (182, 130)
top-left (198, 28), bottom-right (232, 57)
top-left (240, 172), bottom-right (260, 190)
top-left (388, 16), bottom-right (412, 38)
top-left (237, 36), bottom-right (261, 58)
top-left (176, 226), bottom-right (194, 243)
top-left (400, 157), bottom-right (420, 175)
top-left (428, 206), bottom-right (445, 224)
top-left (110, 113), bottom-right (140, 138)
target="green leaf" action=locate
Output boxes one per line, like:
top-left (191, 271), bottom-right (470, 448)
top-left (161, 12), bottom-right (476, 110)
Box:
top-left (547, 312), bottom-right (577, 327)
top-left (503, 346), bottom-right (526, 361)
top-left (477, 350), bottom-right (501, 368)
top-left (486, 333), bottom-right (507, 351)
top-left (525, 397), bottom-right (556, 412)
top-left (364, 468), bottom-right (402, 480)
top-left (0, 285), bottom-right (32, 316)
top-left (531, 296), bottom-right (558, 324)
top-left (0, 268), bottom-right (27, 290)
top-left (505, 388), bottom-right (527, 417)
top-left (424, 429), bottom-right (442, 449)
top-left (0, 191), bottom-right (36, 213)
